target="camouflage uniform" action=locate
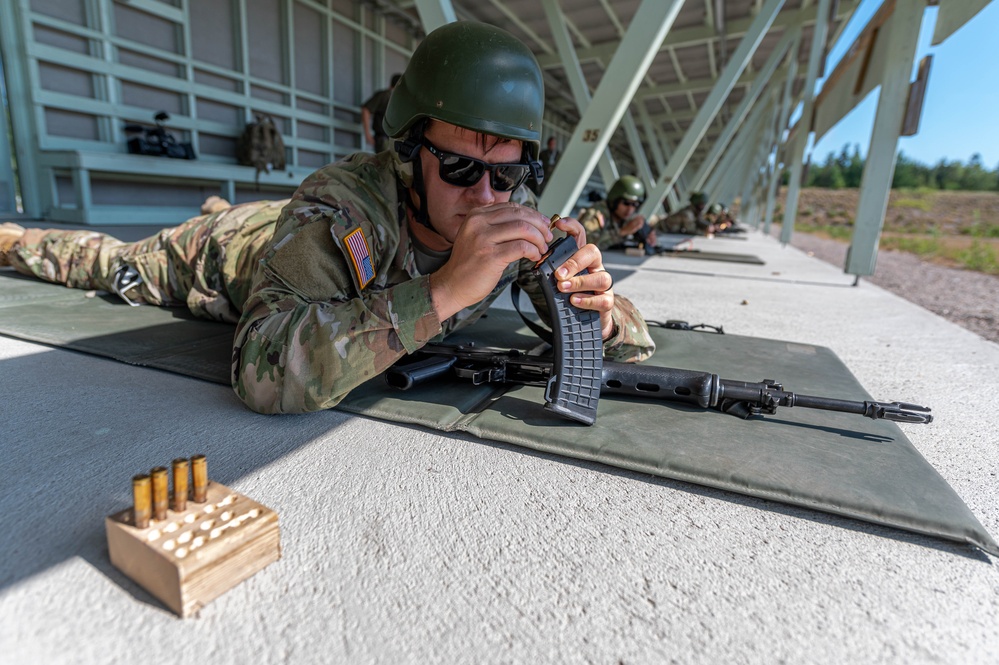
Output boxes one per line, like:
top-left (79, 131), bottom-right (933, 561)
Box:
top-left (661, 205), bottom-right (709, 235)
top-left (578, 201), bottom-right (623, 251)
top-left (8, 199), bottom-right (287, 322)
top-left (233, 152), bottom-right (655, 414)
top-left (8, 152), bottom-right (655, 414)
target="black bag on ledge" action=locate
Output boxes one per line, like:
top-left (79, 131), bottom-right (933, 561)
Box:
top-left (125, 111), bottom-right (196, 160)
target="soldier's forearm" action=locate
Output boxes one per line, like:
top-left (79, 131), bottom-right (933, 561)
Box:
top-left (232, 281), bottom-right (441, 414)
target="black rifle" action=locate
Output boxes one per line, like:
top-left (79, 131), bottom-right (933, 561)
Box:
top-left (386, 345), bottom-right (933, 425)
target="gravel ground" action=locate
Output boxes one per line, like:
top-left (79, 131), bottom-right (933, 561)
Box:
top-left (786, 231), bottom-right (999, 344)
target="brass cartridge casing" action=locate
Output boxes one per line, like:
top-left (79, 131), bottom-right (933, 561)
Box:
top-left (191, 454), bottom-right (208, 503)
top-left (150, 466), bottom-right (168, 521)
top-left (171, 457), bottom-right (189, 512)
top-left (132, 474), bottom-right (151, 528)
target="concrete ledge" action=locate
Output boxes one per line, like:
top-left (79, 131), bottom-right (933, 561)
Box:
top-left (36, 150), bottom-right (302, 224)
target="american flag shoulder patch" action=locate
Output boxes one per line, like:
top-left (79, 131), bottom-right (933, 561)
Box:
top-left (342, 227), bottom-right (376, 289)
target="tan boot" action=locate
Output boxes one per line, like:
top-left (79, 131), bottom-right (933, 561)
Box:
top-left (0, 222), bottom-right (25, 267)
top-left (200, 196), bottom-right (232, 215)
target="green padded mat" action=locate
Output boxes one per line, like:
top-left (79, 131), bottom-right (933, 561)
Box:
top-left (1, 270), bottom-right (995, 555)
top-left (655, 249), bottom-right (765, 264)
top-left (608, 237), bottom-right (765, 265)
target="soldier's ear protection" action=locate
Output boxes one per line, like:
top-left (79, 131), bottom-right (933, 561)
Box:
top-left (394, 137), bottom-right (422, 163)
top-left (394, 121), bottom-right (425, 163)
top-left (526, 150), bottom-right (544, 187)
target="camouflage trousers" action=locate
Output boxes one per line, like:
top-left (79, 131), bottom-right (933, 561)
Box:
top-left (8, 200), bottom-right (288, 323)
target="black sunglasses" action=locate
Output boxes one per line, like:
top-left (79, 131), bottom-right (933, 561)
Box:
top-left (620, 199), bottom-right (642, 208)
top-left (421, 138), bottom-right (531, 192)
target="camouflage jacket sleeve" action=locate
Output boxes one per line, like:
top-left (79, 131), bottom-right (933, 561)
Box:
top-left (577, 202), bottom-right (618, 251)
top-left (663, 207), bottom-right (698, 234)
top-left (232, 155), bottom-right (443, 414)
top-left (578, 206), bottom-right (603, 239)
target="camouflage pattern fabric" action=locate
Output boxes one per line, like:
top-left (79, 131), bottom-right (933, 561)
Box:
top-left (578, 201), bottom-right (653, 252)
top-left (8, 151), bottom-right (655, 414)
top-left (578, 201), bottom-right (620, 251)
top-left (661, 205), bottom-right (709, 235)
top-left (8, 199), bottom-right (288, 322)
top-left (233, 152), bottom-right (654, 414)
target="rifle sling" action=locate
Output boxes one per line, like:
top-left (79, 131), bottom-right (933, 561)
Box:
top-left (509, 281), bottom-right (554, 345)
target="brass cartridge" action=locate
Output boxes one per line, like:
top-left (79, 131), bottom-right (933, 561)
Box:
top-left (171, 457), bottom-right (189, 512)
top-left (132, 474), bottom-right (151, 528)
top-left (191, 454), bottom-right (208, 503)
top-left (150, 466), bottom-right (168, 521)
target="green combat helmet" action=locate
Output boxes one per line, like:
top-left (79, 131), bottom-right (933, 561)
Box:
top-left (383, 21), bottom-right (544, 160)
top-left (607, 175), bottom-right (646, 205)
top-left (689, 191), bottom-right (707, 206)
top-left (383, 22), bottom-right (545, 230)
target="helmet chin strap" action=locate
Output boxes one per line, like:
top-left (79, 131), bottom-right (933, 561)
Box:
top-left (407, 154), bottom-right (436, 233)
top-left (394, 122), bottom-right (436, 233)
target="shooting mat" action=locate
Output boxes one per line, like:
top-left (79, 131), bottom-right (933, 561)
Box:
top-left (1, 270), bottom-right (995, 555)
top-left (655, 249), bottom-right (765, 264)
top-left (609, 235), bottom-right (765, 265)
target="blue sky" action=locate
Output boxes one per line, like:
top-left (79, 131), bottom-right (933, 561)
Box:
top-left (810, 0), bottom-right (999, 168)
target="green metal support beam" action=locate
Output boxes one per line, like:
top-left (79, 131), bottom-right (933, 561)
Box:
top-left (539, 0), bottom-right (684, 217)
top-left (0, 0), bottom-right (40, 216)
top-left (539, 0), bottom-right (618, 195)
top-left (413, 0), bottom-right (456, 32)
top-left (846, 0), bottom-right (925, 277)
top-left (780, 0), bottom-right (832, 246)
top-left (681, 23), bottom-right (800, 201)
top-left (763, 32), bottom-right (801, 236)
top-left (638, 0), bottom-right (786, 222)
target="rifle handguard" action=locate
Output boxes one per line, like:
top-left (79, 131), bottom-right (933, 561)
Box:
top-left (532, 236), bottom-right (603, 425)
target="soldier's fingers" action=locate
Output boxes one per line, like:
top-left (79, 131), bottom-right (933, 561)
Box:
top-left (557, 267), bottom-right (612, 296)
top-left (568, 290), bottom-right (615, 314)
top-left (589, 268), bottom-right (613, 292)
top-left (553, 243), bottom-right (602, 281)
top-left (549, 215), bottom-right (586, 248)
top-left (470, 202), bottom-right (552, 239)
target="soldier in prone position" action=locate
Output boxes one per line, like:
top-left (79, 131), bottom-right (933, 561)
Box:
top-left (0, 22), bottom-right (655, 415)
top-left (660, 191), bottom-right (712, 235)
top-left (578, 176), bottom-right (655, 251)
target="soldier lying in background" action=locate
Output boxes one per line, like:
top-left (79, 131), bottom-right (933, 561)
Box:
top-left (660, 191), bottom-right (712, 235)
top-left (578, 176), bottom-right (656, 251)
top-left (706, 203), bottom-right (747, 234)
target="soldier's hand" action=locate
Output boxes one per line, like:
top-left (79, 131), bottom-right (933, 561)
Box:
top-left (620, 214), bottom-right (646, 237)
top-left (430, 202), bottom-right (553, 321)
top-left (549, 216), bottom-right (616, 340)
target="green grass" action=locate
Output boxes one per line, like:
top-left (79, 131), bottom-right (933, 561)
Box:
top-left (890, 187), bottom-right (936, 212)
top-left (795, 222), bottom-right (853, 241)
top-left (892, 197), bottom-right (934, 212)
top-left (958, 241), bottom-right (999, 274)
top-left (791, 188), bottom-right (999, 275)
top-left (960, 221), bottom-right (999, 238)
top-left (879, 234), bottom-right (999, 275)
top-left (881, 235), bottom-right (942, 255)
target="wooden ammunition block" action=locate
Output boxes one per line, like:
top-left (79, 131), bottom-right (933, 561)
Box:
top-left (106, 481), bottom-right (280, 617)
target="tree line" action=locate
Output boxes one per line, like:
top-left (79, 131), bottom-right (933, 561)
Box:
top-left (790, 144), bottom-right (999, 191)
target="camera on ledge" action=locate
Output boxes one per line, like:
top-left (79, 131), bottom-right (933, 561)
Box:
top-left (125, 111), bottom-right (196, 160)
